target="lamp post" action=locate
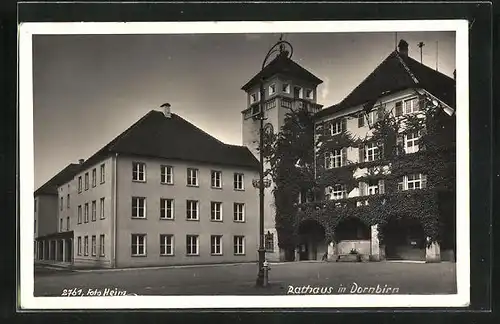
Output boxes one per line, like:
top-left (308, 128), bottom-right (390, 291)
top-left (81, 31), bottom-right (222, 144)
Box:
top-left (254, 37), bottom-right (293, 287)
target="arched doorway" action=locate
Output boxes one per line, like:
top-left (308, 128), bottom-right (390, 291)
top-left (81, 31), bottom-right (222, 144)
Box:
top-left (334, 217), bottom-right (371, 256)
top-left (297, 220), bottom-right (326, 261)
top-left (381, 217), bottom-right (426, 261)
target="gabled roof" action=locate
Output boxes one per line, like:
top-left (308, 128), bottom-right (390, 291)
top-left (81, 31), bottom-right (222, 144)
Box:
top-left (315, 50), bottom-right (455, 118)
top-left (79, 110), bottom-right (259, 171)
top-left (34, 163), bottom-right (82, 196)
top-left (241, 51), bottom-right (323, 91)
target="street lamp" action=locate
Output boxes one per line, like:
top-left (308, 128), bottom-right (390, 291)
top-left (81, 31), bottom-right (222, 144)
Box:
top-left (254, 37), bottom-right (294, 287)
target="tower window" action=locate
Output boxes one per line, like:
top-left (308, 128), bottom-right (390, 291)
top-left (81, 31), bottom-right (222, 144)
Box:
top-left (269, 84), bottom-right (276, 95)
top-left (282, 83), bottom-right (290, 94)
top-left (250, 92), bottom-right (259, 103)
top-left (293, 87), bottom-right (303, 99)
top-left (305, 89), bottom-right (313, 99)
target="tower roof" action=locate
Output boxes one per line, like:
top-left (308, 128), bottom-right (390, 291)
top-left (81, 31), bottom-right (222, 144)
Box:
top-left (241, 51), bottom-right (323, 91)
top-left (316, 48), bottom-right (455, 118)
top-left (77, 110), bottom-right (259, 171)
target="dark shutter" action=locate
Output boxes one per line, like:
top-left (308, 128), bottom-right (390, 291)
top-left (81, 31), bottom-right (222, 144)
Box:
top-left (378, 179), bottom-right (385, 194)
top-left (378, 142), bottom-right (384, 160)
top-left (417, 96), bottom-right (425, 111)
top-left (358, 113), bottom-right (364, 127)
top-left (323, 122), bottom-right (330, 136)
top-left (341, 148), bottom-right (347, 166)
top-left (377, 105), bottom-right (385, 121)
top-left (358, 144), bottom-right (365, 163)
top-left (341, 118), bottom-right (347, 132)
top-left (359, 182), bottom-right (366, 196)
top-left (395, 101), bottom-right (403, 116)
top-left (396, 135), bottom-right (404, 155)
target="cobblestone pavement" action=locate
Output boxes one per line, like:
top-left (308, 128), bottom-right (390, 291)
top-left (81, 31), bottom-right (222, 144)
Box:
top-left (34, 261), bottom-right (457, 296)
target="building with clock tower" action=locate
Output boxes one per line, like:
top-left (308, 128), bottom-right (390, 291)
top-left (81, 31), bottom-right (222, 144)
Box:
top-left (240, 44), bottom-right (323, 261)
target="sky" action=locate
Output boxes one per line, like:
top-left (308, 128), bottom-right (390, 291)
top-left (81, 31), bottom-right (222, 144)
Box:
top-left (32, 31), bottom-right (455, 189)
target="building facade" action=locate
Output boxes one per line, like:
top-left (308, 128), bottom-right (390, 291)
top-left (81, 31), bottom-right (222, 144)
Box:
top-left (240, 39), bottom-right (456, 263)
top-left (34, 106), bottom-right (260, 268)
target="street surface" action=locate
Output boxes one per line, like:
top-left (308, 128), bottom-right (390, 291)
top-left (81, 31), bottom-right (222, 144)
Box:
top-left (34, 261), bottom-right (457, 296)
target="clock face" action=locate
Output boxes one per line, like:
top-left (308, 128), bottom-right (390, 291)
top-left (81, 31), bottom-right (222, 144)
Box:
top-left (264, 123), bottom-right (274, 135)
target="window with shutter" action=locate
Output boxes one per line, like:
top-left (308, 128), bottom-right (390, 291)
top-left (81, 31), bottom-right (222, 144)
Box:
top-left (396, 135), bottom-right (404, 155)
top-left (323, 122), bottom-right (330, 136)
top-left (417, 96), bottom-right (425, 111)
top-left (358, 144), bottom-right (365, 163)
top-left (421, 174), bottom-right (427, 188)
top-left (395, 101), bottom-right (403, 116)
top-left (341, 148), bottom-right (347, 166)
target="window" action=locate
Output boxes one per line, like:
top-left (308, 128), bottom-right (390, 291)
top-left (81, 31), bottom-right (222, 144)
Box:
top-left (293, 86), bottom-right (303, 99)
top-left (366, 110), bottom-right (378, 126)
top-left (78, 176), bottom-right (82, 193)
top-left (59, 218), bottom-right (63, 231)
top-left (367, 179), bottom-right (379, 195)
top-left (187, 168), bottom-right (199, 186)
top-left (100, 164), bottom-right (105, 184)
top-left (211, 235), bottom-right (223, 255)
top-left (99, 235), bottom-right (105, 257)
top-left (91, 168), bottom-right (96, 187)
top-left (282, 83), bottom-right (290, 94)
top-left (67, 194), bottom-right (70, 209)
top-left (305, 89), bottom-right (313, 99)
top-left (186, 200), bottom-right (199, 220)
top-left (160, 235), bottom-right (174, 256)
top-left (132, 162), bottom-right (146, 182)
top-left (265, 232), bottom-right (274, 252)
top-left (398, 174), bottom-right (427, 191)
top-left (77, 205), bottom-right (82, 224)
top-left (160, 199), bottom-right (174, 220)
top-left (60, 197), bottom-right (63, 211)
top-left (329, 184), bottom-right (347, 200)
top-left (233, 203), bottom-right (245, 222)
top-left (84, 203), bottom-right (89, 223)
top-left (365, 142), bottom-right (380, 162)
top-left (132, 197), bottom-right (146, 218)
top-left (329, 120), bottom-right (343, 135)
top-left (269, 84), bottom-right (276, 95)
top-left (186, 235), bottom-right (199, 256)
top-left (211, 201), bottom-right (222, 221)
top-left (131, 234), bottom-right (146, 256)
top-left (234, 173), bottom-right (244, 190)
top-left (91, 200), bottom-right (96, 221)
top-left (211, 170), bottom-right (222, 188)
top-left (325, 148), bottom-right (346, 169)
top-left (250, 92), bottom-right (260, 103)
top-left (77, 237), bottom-right (82, 255)
top-left (405, 131), bottom-right (420, 153)
top-left (84, 172), bottom-right (89, 190)
top-left (100, 198), bottom-right (105, 219)
top-left (404, 98), bottom-right (420, 114)
top-left (84, 236), bottom-right (89, 256)
top-left (91, 235), bottom-right (96, 256)
top-left (233, 236), bottom-right (245, 255)
top-left (66, 216), bottom-right (70, 231)
top-left (161, 165), bottom-right (173, 184)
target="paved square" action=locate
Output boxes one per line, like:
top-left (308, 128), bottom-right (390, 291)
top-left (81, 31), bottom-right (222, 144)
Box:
top-left (34, 261), bottom-right (457, 296)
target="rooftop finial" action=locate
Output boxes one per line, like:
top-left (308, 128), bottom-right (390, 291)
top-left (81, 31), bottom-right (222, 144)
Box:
top-left (279, 34), bottom-right (286, 53)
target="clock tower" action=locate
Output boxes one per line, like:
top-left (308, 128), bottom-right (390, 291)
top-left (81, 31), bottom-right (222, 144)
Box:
top-left (240, 43), bottom-right (323, 261)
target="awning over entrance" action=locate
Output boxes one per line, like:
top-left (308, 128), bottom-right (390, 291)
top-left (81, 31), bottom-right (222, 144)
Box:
top-left (36, 230), bottom-right (74, 241)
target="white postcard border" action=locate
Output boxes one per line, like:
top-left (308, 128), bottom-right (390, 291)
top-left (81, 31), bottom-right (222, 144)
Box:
top-left (19, 20), bottom-right (470, 309)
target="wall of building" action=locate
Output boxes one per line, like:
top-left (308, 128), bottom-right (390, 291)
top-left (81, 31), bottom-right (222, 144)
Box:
top-left (72, 156), bottom-right (114, 268)
top-left (35, 194), bottom-right (58, 238)
top-left (114, 155), bottom-right (260, 267)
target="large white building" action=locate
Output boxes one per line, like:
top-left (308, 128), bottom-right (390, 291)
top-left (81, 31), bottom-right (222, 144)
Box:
top-left (35, 104), bottom-right (260, 268)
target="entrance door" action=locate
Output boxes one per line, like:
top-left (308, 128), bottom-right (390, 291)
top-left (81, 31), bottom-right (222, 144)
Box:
top-left (299, 244), bottom-right (309, 261)
top-left (383, 218), bottom-right (425, 261)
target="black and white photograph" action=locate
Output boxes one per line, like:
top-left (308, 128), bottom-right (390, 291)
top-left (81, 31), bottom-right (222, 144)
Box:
top-left (19, 20), bottom-right (469, 309)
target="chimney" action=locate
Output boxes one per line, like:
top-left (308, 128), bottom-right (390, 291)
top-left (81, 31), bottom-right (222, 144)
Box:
top-left (160, 103), bottom-right (171, 118)
top-left (397, 39), bottom-right (409, 57)
top-left (78, 159), bottom-right (84, 164)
